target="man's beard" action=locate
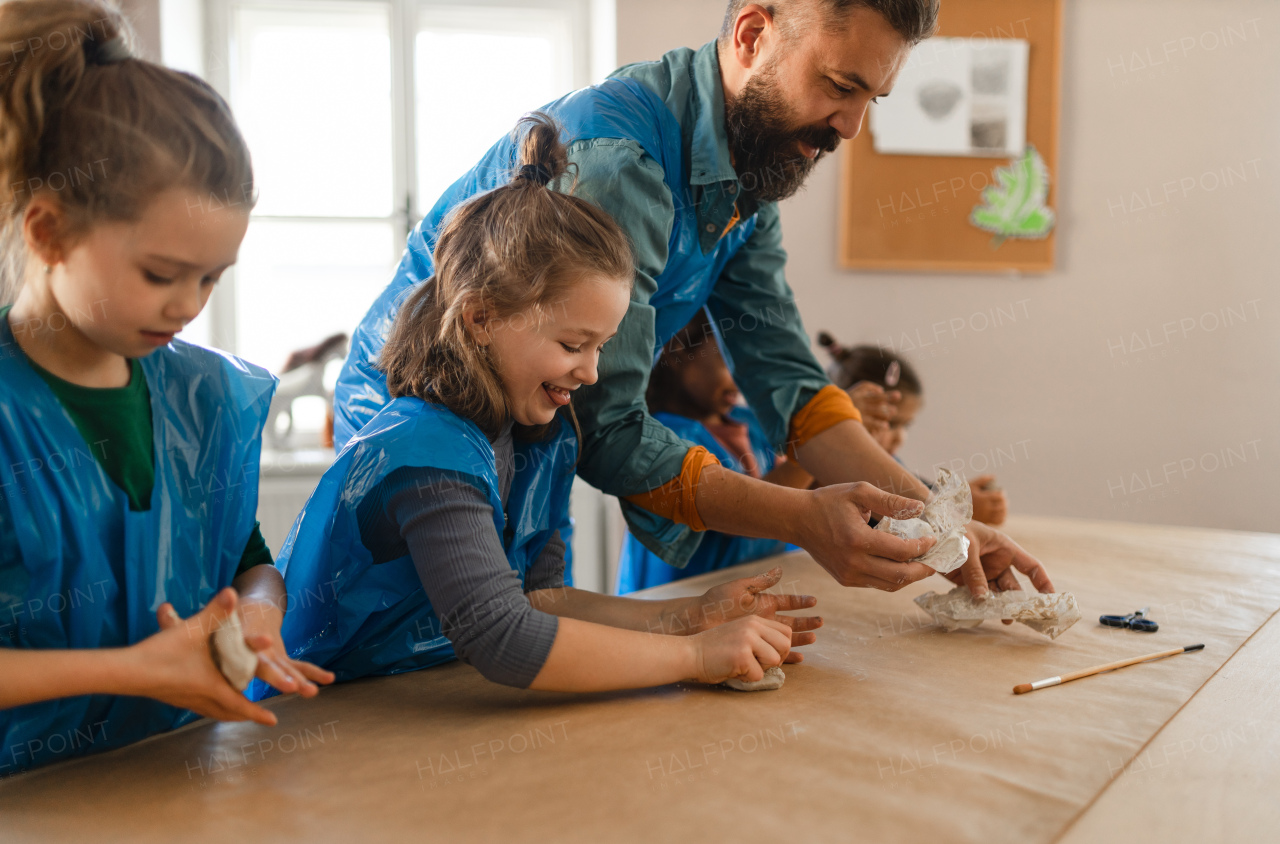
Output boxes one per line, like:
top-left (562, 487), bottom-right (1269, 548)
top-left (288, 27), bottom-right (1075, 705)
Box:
top-left (724, 62), bottom-right (842, 203)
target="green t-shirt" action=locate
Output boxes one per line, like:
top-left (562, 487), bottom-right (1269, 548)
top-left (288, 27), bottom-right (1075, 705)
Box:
top-left (2, 307), bottom-right (272, 575)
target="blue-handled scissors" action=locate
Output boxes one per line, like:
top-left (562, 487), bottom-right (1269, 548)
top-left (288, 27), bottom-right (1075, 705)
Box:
top-left (1099, 607), bottom-right (1159, 632)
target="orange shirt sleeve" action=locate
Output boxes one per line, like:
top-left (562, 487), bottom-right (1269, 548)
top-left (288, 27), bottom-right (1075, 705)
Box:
top-left (624, 387), bottom-right (858, 528)
top-left (623, 446), bottom-right (721, 531)
top-left (786, 385), bottom-right (862, 459)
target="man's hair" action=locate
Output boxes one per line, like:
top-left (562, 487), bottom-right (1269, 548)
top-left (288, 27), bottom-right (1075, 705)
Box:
top-left (719, 0), bottom-right (939, 46)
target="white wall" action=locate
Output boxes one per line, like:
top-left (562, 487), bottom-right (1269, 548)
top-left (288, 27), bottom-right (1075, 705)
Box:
top-left (617, 0), bottom-right (1280, 535)
top-left (117, 0), bottom-right (162, 59)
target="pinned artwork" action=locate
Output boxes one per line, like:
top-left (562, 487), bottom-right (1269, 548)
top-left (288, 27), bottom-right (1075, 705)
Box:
top-left (869, 37), bottom-right (1030, 158)
top-left (969, 146), bottom-right (1056, 244)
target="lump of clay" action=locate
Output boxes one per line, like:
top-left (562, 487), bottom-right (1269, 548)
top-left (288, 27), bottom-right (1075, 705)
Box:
top-left (209, 611), bottom-right (259, 691)
top-left (875, 467), bottom-right (972, 575)
top-left (914, 586), bottom-right (1082, 640)
top-left (723, 666), bottom-right (785, 691)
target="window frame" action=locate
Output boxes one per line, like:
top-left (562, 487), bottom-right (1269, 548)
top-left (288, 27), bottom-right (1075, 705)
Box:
top-left (199, 0), bottom-right (608, 359)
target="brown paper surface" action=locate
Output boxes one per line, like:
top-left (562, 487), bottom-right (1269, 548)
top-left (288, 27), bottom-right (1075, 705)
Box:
top-left (1, 516), bottom-right (1278, 843)
top-left (1058, 607), bottom-right (1280, 843)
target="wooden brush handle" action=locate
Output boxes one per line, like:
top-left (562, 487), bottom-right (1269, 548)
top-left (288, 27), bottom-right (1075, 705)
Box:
top-left (1013, 645), bottom-right (1203, 694)
top-left (1058, 646), bottom-right (1185, 683)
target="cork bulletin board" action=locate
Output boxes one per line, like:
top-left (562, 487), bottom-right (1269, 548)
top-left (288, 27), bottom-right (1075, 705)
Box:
top-left (838, 0), bottom-right (1063, 273)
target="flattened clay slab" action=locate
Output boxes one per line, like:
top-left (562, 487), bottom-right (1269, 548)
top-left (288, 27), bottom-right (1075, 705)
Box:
top-left (915, 586), bottom-right (1082, 640)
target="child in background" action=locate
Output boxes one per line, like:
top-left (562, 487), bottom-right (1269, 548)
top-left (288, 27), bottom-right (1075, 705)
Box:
top-left (0, 0), bottom-right (331, 774)
top-left (818, 334), bottom-right (1008, 525)
top-left (617, 311), bottom-right (811, 594)
top-left (275, 114), bottom-right (820, 694)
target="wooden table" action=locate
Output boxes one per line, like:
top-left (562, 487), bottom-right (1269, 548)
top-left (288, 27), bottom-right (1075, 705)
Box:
top-left (2, 516), bottom-right (1277, 843)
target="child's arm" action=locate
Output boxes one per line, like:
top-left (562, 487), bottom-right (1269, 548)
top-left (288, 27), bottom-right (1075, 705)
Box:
top-left (0, 648), bottom-right (144, 709)
top-left (387, 471), bottom-right (805, 690)
top-left (528, 567), bottom-right (820, 660)
top-left (761, 457), bottom-right (815, 490)
top-left (0, 589), bottom-right (276, 725)
top-left (528, 614), bottom-right (792, 691)
top-left (232, 564), bottom-right (334, 697)
top-left (968, 475), bottom-right (1009, 525)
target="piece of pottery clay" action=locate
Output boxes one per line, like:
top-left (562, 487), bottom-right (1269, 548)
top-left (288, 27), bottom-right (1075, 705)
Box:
top-left (723, 665), bottom-right (786, 691)
top-left (875, 467), bottom-right (973, 575)
top-left (209, 611), bottom-right (258, 691)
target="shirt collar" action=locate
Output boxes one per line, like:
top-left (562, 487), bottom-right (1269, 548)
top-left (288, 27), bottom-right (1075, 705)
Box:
top-left (688, 40), bottom-right (738, 188)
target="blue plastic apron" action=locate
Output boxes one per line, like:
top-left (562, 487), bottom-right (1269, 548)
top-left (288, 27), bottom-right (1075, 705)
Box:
top-left (265, 398), bottom-right (576, 690)
top-left (333, 77), bottom-right (756, 554)
top-left (616, 408), bottom-right (792, 594)
top-left (0, 321), bottom-right (274, 773)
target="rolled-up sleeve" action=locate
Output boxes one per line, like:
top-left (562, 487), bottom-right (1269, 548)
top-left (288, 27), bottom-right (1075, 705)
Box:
top-left (705, 202), bottom-right (836, 451)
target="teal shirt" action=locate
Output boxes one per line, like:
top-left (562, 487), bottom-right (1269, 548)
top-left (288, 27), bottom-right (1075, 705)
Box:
top-left (557, 41), bottom-right (832, 496)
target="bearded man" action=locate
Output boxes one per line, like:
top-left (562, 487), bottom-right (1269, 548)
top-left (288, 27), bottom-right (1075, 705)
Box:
top-left (333, 0), bottom-right (1055, 598)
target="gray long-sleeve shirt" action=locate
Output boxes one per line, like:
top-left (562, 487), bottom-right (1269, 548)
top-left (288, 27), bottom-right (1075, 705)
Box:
top-left (356, 422), bottom-right (564, 688)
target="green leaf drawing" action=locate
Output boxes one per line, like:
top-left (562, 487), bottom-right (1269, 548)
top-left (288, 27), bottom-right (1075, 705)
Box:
top-left (969, 146), bottom-right (1055, 246)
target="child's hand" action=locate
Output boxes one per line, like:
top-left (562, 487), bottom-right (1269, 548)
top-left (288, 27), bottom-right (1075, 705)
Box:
top-left (237, 598), bottom-right (334, 698)
top-left (688, 567), bottom-right (821, 663)
top-left (124, 588), bottom-right (278, 726)
top-left (692, 616), bottom-right (793, 685)
top-left (846, 381), bottom-right (900, 450)
top-left (969, 476), bottom-right (1008, 525)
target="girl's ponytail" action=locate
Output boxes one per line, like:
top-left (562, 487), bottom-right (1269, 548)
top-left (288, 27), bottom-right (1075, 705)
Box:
top-left (0, 2), bottom-right (127, 204)
top-left (511, 112), bottom-right (570, 189)
top-left (381, 111), bottom-right (633, 441)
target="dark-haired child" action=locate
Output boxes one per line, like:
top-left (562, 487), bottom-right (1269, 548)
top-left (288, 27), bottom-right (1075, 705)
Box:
top-left (617, 311), bottom-right (811, 593)
top-left (818, 334), bottom-right (1008, 525)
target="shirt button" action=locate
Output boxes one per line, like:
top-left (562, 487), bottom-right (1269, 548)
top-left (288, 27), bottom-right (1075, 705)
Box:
top-left (705, 223), bottom-right (716, 232)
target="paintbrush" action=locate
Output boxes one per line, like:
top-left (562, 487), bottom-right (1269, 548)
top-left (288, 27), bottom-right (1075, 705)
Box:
top-left (1013, 644), bottom-right (1204, 694)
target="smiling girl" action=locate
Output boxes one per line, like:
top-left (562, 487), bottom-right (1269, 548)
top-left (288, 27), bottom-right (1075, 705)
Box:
top-left (0, 0), bottom-right (331, 774)
top-left (274, 113), bottom-right (820, 693)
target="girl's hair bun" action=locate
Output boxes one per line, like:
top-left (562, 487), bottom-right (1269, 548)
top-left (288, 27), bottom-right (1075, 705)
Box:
top-left (381, 110), bottom-right (633, 441)
top-left (512, 112), bottom-right (570, 188)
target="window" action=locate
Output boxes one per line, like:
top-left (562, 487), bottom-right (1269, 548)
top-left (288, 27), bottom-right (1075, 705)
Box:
top-left (182, 0), bottom-right (618, 592)
top-left (414, 5), bottom-right (576, 205)
top-left (188, 0), bottom-right (610, 384)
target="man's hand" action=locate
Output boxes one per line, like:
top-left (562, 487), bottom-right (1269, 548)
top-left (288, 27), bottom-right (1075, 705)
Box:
top-left (947, 522), bottom-right (1054, 623)
top-left (797, 482), bottom-right (937, 590)
top-left (683, 566), bottom-right (821, 663)
top-left (846, 381), bottom-right (900, 450)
